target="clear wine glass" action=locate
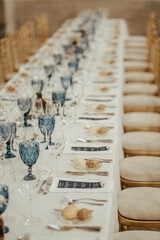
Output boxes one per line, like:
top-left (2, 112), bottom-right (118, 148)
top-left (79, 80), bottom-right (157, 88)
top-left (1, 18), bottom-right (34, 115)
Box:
top-left (17, 96), bottom-right (32, 127)
top-left (0, 184), bottom-right (9, 233)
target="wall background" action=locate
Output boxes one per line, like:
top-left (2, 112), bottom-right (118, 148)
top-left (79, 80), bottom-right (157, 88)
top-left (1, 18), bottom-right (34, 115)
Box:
top-left (1, 0), bottom-right (160, 38)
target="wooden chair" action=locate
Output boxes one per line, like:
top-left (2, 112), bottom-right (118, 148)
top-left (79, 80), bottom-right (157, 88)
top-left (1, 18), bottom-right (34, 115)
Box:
top-left (114, 230), bottom-right (160, 240)
top-left (118, 187), bottom-right (160, 231)
top-left (26, 20), bottom-right (37, 55)
top-left (120, 156), bottom-right (160, 189)
top-left (35, 13), bottom-right (49, 48)
top-left (0, 36), bottom-right (15, 83)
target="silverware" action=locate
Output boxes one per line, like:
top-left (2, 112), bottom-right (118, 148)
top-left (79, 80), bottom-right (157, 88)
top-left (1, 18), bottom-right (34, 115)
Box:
top-left (88, 94), bottom-right (116, 98)
top-left (76, 138), bottom-right (113, 143)
top-left (78, 117), bottom-right (110, 120)
top-left (85, 126), bottom-right (114, 129)
top-left (43, 176), bottom-right (53, 195)
top-left (47, 224), bottom-right (101, 232)
top-left (83, 112), bottom-right (115, 116)
top-left (38, 179), bottom-right (47, 193)
top-left (85, 99), bottom-right (112, 102)
top-left (85, 158), bottom-right (112, 163)
top-left (64, 196), bottom-right (108, 203)
top-left (66, 171), bottom-right (109, 176)
top-left (63, 201), bottom-right (104, 206)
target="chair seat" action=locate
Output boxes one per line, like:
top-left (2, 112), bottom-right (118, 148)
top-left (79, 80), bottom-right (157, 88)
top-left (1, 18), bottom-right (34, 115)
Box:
top-left (122, 131), bottom-right (160, 151)
top-left (123, 95), bottom-right (160, 108)
top-left (124, 61), bottom-right (150, 71)
top-left (118, 187), bottom-right (160, 220)
top-left (125, 72), bottom-right (154, 83)
top-left (125, 41), bottom-right (147, 48)
top-left (123, 112), bottom-right (160, 128)
top-left (120, 156), bottom-right (160, 182)
top-left (114, 231), bottom-right (160, 240)
top-left (126, 35), bottom-right (147, 42)
top-left (124, 53), bottom-right (148, 61)
top-left (125, 48), bottom-right (148, 55)
top-left (124, 83), bottom-right (157, 95)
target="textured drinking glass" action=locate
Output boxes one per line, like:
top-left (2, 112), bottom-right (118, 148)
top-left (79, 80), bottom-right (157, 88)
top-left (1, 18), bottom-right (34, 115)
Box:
top-left (53, 54), bottom-right (62, 65)
top-left (52, 91), bottom-right (66, 107)
top-left (31, 80), bottom-right (44, 93)
top-left (0, 184), bottom-right (9, 233)
top-left (19, 141), bottom-right (39, 181)
top-left (60, 76), bottom-right (72, 92)
top-left (0, 122), bottom-right (16, 158)
top-left (38, 115), bottom-right (55, 148)
top-left (74, 49), bottom-right (83, 62)
top-left (44, 64), bottom-right (54, 79)
top-left (68, 61), bottom-right (78, 75)
top-left (17, 97), bottom-right (32, 127)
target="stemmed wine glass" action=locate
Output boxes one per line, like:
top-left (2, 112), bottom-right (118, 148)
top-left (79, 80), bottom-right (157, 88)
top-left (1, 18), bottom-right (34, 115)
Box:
top-left (68, 61), bottom-right (78, 76)
top-left (0, 184), bottom-right (9, 233)
top-left (53, 54), bottom-right (62, 66)
top-left (74, 48), bottom-right (83, 62)
top-left (52, 91), bottom-right (66, 116)
top-left (63, 105), bottom-right (74, 143)
top-left (17, 97), bottom-right (32, 127)
top-left (38, 115), bottom-right (55, 149)
top-left (49, 130), bottom-right (65, 176)
top-left (0, 122), bottom-right (16, 159)
top-left (31, 79), bottom-right (44, 93)
top-left (19, 141), bottom-right (39, 181)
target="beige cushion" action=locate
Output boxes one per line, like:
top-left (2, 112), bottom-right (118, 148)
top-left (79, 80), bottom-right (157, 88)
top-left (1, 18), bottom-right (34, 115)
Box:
top-left (114, 231), bottom-right (160, 240)
top-left (120, 156), bottom-right (160, 181)
top-left (125, 72), bottom-right (154, 82)
top-left (124, 83), bottom-right (157, 94)
top-left (122, 131), bottom-right (160, 151)
top-left (126, 36), bottom-right (147, 42)
top-left (124, 61), bottom-right (150, 70)
top-left (118, 187), bottom-right (160, 220)
top-left (123, 95), bottom-right (160, 107)
top-left (124, 53), bottom-right (148, 61)
top-left (123, 112), bottom-right (160, 128)
top-left (125, 48), bottom-right (148, 55)
top-left (125, 41), bottom-right (147, 48)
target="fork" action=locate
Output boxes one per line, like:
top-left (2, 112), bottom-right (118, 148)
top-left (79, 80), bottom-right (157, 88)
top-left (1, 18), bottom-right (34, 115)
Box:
top-left (64, 196), bottom-right (108, 203)
top-left (47, 224), bottom-right (101, 232)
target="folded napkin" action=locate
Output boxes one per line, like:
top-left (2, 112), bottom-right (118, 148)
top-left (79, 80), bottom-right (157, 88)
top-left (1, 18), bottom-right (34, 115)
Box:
top-left (63, 142), bottom-right (113, 155)
top-left (50, 176), bottom-right (114, 193)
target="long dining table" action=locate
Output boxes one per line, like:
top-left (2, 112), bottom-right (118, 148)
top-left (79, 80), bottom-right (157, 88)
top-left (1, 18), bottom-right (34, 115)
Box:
top-left (0, 11), bottom-right (128, 240)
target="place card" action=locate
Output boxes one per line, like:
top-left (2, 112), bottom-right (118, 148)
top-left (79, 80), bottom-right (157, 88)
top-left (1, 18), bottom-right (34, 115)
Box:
top-left (50, 176), bottom-right (114, 193)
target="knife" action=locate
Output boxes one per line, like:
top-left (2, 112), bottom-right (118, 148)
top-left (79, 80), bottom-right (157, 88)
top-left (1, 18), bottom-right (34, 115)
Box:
top-left (85, 99), bottom-right (112, 102)
top-left (78, 117), bottom-right (110, 120)
top-left (88, 94), bottom-right (116, 98)
top-left (66, 171), bottom-right (109, 176)
top-left (71, 146), bottom-right (110, 151)
top-left (83, 112), bottom-right (115, 116)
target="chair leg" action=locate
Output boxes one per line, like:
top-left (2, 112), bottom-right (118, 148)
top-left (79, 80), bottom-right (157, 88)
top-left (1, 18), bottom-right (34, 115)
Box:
top-left (121, 224), bottom-right (128, 231)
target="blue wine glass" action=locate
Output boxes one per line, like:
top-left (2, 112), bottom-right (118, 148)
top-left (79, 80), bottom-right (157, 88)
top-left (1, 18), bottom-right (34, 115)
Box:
top-left (60, 76), bottom-right (72, 92)
top-left (44, 65), bottom-right (54, 80)
top-left (19, 141), bottom-right (39, 181)
top-left (0, 184), bottom-right (9, 233)
top-left (68, 61), bottom-right (78, 75)
top-left (53, 54), bottom-right (62, 65)
top-left (0, 122), bottom-right (16, 159)
top-left (52, 91), bottom-right (66, 115)
top-left (17, 97), bottom-right (32, 127)
top-left (38, 115), bottom-right (55, 148)
top-left (31, 80), bottom-right (44, 93)
top-left (74, 49), bottom-right (83, 62)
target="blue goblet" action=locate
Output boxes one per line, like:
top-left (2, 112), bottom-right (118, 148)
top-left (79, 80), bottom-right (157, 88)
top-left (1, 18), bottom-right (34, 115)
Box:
top-left (53, 54), bottom-right (62, 65)
top-left (52, 91), bottom-right (66, 115)
top-left (74, 49), bottom-right (83, 62)
top-left (68, 61), bottom-right (78, 75)
top-left (38, 115), bottom-right (55, 149)
top-left (0, 184), bottom-right (9, 233)
top-left (17, 97), bottom-right (32, 127)
top-left (44, 64), bottom-right (54, 79)
top-left (61, 76), bottom-right (72, 92)
top-left (19, 141), bottom-right (39, 181)
top-left (31, 79), bottom-right (44, 93)
top-left (0, 122), bottom-right (16, 159)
